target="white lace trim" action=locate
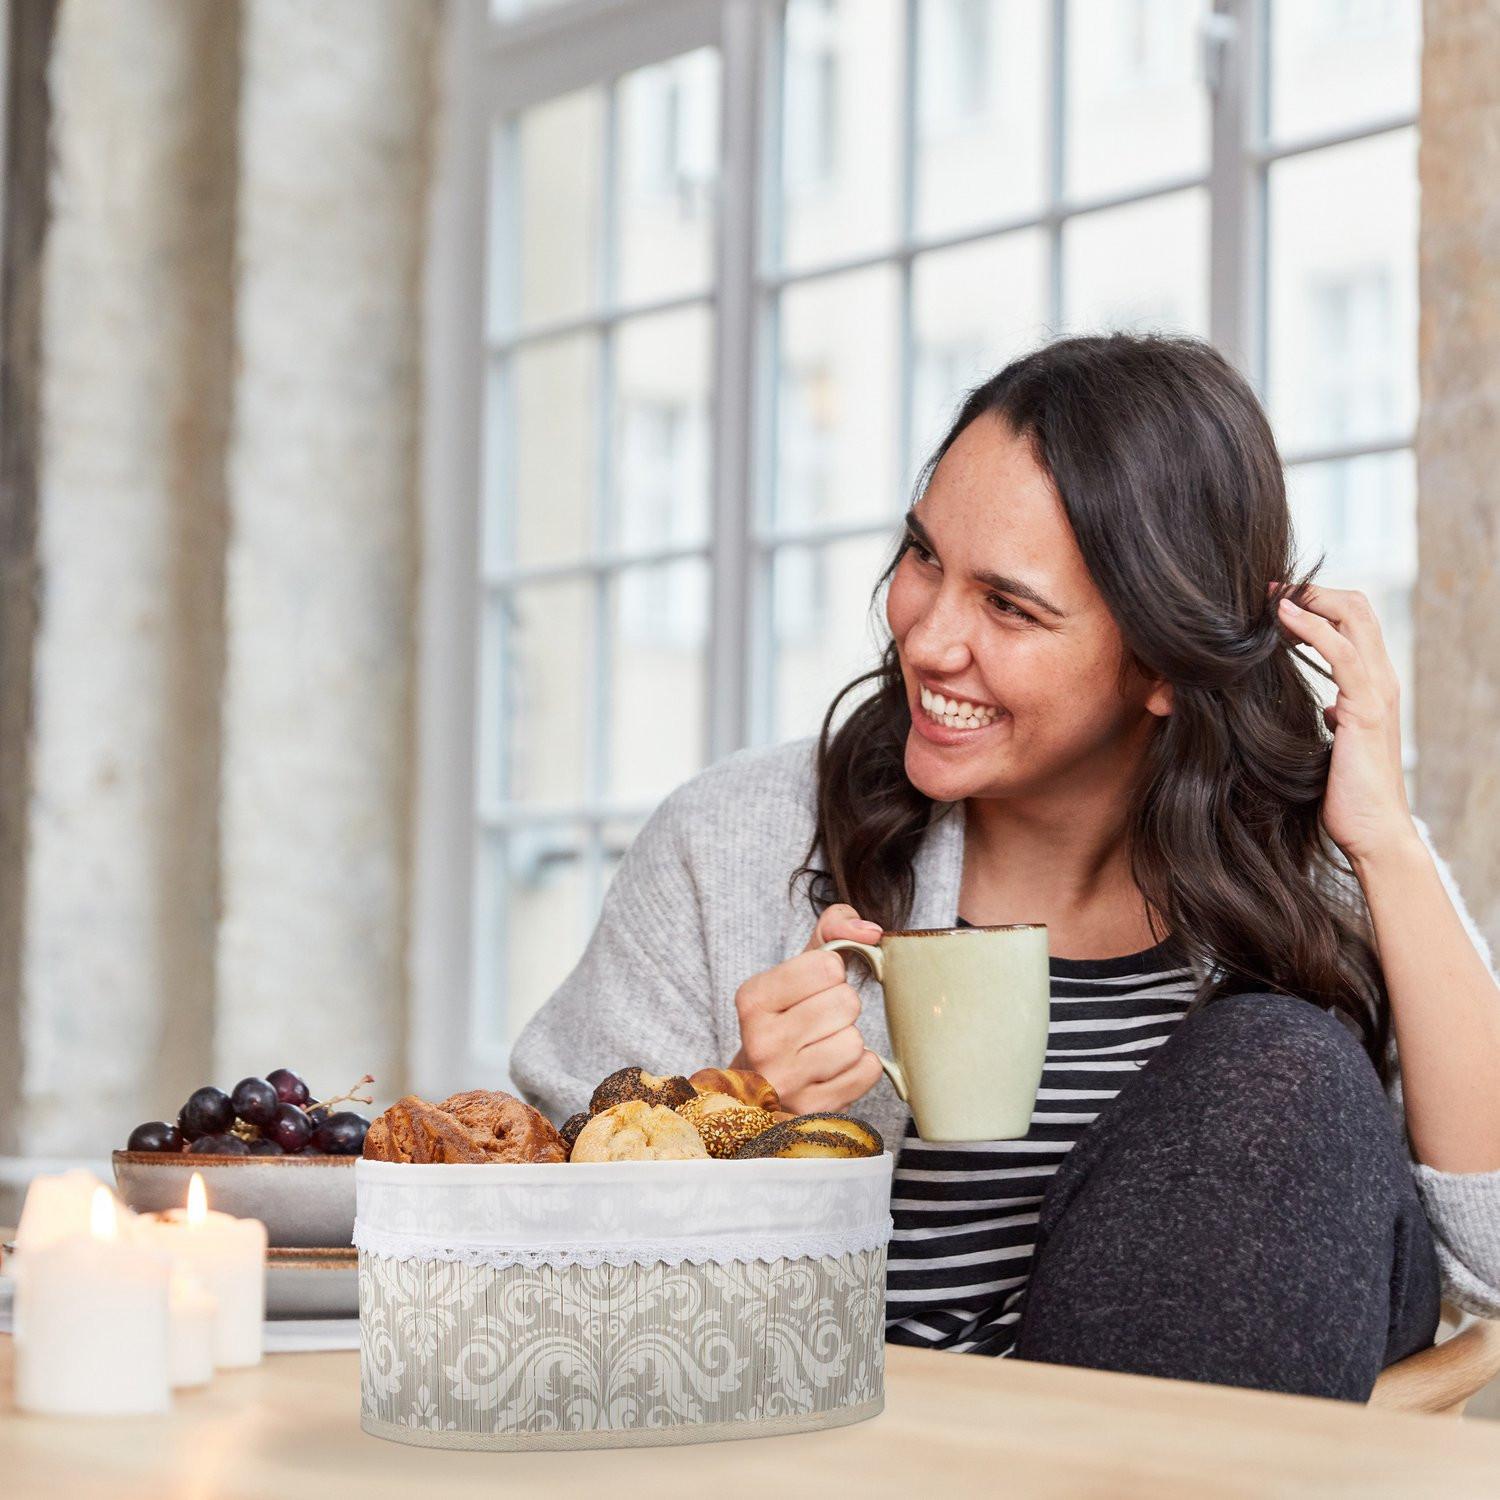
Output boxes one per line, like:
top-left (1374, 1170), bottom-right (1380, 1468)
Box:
top-left (352, 1220), bottom-right (892, 1269)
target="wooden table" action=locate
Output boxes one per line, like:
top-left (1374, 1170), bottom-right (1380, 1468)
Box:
top-left (3, 1335), bottom-right (1500, 1498)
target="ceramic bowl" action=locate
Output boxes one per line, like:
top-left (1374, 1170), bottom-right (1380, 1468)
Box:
top-left (266, 1246), bottom-right (358, 1319)
top-left (112, 1152), bottom-right (356, 1248)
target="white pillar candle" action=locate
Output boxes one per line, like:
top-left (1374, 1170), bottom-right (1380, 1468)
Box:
top-left (13, 1169), bottom-right (112, 1253)
top-left (138, 1173), bottom-right (267, 1369)
top-left (15, 1188), bottom-right (172, 1416)
top-left (167, 1271), bottom-right (217, 1389)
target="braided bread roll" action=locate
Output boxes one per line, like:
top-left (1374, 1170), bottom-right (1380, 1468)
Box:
top-left (363, 1090), bottom-right (566, 1164)
top-left (688, 1067), bottom-right (780, 1113)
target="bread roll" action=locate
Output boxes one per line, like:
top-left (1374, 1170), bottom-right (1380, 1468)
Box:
top-left (559, 1111), bottom-right (590, 1154)
top-left (570, 1101), bottom-right (709, 1162)
top-left (363, 1091), bottom-right (566, 1164)
top-left (437, 1090), bottom-right (567, 1164)
top-left (731, 1111), bottom-right (883, 1161)
top-left (688, 1067), bottom-right (780, 1113)
top-left (362, 1096), bottom-right (490, 1163)
top-left (589, 1067), bottom-right (695, 1114)
top-left (676, 1091), bottom-right (777, 1158)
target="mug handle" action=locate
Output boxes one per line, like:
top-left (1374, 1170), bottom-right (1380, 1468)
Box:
top-left (820, 939), bottom-right (910, 1103)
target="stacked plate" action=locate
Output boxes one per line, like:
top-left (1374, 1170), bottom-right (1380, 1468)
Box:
top-left (113, 1152), bottom-right (357, 1319)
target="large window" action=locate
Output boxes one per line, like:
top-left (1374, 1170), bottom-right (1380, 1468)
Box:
top-left (428, 0), bottom-right (1422, 1085)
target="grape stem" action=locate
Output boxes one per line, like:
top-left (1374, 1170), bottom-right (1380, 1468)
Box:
top-left (311, 1073), bottom-right (376, 1113)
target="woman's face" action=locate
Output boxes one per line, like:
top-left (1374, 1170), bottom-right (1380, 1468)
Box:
top-left (886, 413), bottom-right (1171, 808)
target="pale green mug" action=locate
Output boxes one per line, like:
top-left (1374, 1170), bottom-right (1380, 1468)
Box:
top-left (823, 924), bottom-right (1050, 1142)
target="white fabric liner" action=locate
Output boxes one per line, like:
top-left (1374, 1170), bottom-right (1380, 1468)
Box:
top-left (354, 1153), bottom-right (894, 1269)
top-left (352, 1223), bottom-right (890, 1268)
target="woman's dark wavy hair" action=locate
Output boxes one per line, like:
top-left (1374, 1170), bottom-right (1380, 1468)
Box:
top-left (790, 331), bottom-right (1391, 1076)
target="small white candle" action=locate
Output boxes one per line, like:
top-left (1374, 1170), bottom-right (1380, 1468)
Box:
top-left (168, 1271), bottom-right (217, 1389)
top-left (138, 1173), bottom-right (267, 1369)
top-left (15, 1188), bottom-right (172, 1416)
top-left (13, 1168), bottom-right (112, 1253)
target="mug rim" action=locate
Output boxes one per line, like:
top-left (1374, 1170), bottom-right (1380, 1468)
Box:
top-left (881, 923), bottom-right (1045, 937)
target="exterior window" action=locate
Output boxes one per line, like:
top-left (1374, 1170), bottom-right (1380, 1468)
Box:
top-left (784, 0), bottom-right (840, 189)
top-left (434, 0), bottom-right (1421, 1080)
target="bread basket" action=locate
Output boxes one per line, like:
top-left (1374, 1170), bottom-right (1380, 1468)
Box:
top-left (355, 1152), bottom-right (893, 1450)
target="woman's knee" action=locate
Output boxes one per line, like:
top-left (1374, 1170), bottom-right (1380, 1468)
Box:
top-left (1132, 990), bottom-right (1406, 1192)
top-left (1170, 991), bottom-right (1382, 1110)
top-left (1039, 990), bottom-right (1407, 1245)
top-left (1022, 991), bottom-right (1437, 1395)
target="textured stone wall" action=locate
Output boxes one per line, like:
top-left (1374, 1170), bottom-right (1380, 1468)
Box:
top-left (1416, 0), bottom-right (1500, 961)
top-left (11, 0), bottom-right (434, 1156)
top-left (20, 0), bottom-right (236, 1153)
top-left (215, 0), bottom-right (434, 1100)
top-left (0, 0), bottom-right (57, 1165)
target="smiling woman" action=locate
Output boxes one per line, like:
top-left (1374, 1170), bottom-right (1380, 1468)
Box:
top-left (510, 330), bottom-right (1500, 1404)
top-left (796, 333), bottom-right (1362, 1042)
top-left (779, 331), bottom-right (1500, 1381)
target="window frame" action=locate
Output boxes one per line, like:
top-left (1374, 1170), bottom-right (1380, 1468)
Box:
top-left (414, 0), bottom-right (1420, 1095)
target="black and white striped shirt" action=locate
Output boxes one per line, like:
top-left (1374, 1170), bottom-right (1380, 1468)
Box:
top-left (884, 919), bottom-right (1194, 1356)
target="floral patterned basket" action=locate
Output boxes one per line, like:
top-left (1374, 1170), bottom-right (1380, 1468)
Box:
top-left (355, 1153), bottom-right (894, 1451)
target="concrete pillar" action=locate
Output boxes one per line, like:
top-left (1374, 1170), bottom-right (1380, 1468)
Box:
top-left (21, 0), bottom-right (237, 1153)
top-left (0, 0), bottom-right (58, 1164)
top-left (216, 0), bottom-right (435, 1099)
top-left (1416, 0), bottom-right (1500, 958)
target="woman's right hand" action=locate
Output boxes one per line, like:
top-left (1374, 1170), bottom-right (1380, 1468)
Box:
top-left (729, 904), bottom-right (886, 1115)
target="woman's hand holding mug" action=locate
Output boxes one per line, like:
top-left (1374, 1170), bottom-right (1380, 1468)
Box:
top-left (730, 903), bottom-right (886, 1115)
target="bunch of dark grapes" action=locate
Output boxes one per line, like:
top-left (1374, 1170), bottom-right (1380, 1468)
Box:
top-left (126, 1071), bottom-right (373, 1157)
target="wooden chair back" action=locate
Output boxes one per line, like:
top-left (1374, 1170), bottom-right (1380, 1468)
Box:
top-left (1370, 1306), bottom-right (1500, 1416)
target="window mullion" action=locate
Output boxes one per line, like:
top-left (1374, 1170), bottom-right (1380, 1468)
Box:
top-left (896, 0), bottom-right (917, 497)
top-left (583, 820), bottom-right (605, 939)
top-left (1247, 0), bottom-right (1270, 392)
top-left (586, 75), bottom-right (618, 941)
top-left (706, 0), bottom-right (768, 762)
top-left (750, 287), bottom-right (780, 748)
top-left (1045, 0), bottom-right (1066, 329)
top-left (1207, 0), bottom-right (1259, 380)
top-left (749, 0), bottom-right (784, 750)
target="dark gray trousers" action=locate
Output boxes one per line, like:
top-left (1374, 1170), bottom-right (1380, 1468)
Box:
top-left (1012, 991), bottom-right (1442, 1401)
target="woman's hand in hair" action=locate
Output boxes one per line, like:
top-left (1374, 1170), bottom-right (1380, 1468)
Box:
top-left (730, 904), bottom-right (887, 1114)
top-left (1271, 581), bottom-right (1417, 865)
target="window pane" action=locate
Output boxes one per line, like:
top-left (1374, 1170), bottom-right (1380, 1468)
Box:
top-left (491, 0), bottom-right (574, 17)
top-left (500, 577), bottom-right (594, 806)
top-left (1269, 0), bottom-right (1420, 144)
top-left (775, 267), bottom-right (901, 530)
top-left (606, 558), bottom-right (710, 804)
top-left (910, 231), bottom-right (1050, 490)
top-left (1267, 131), bottom-right (1416, 456)
top-left (1285, 449), bottom-right (1415, 751)
top-left (475, 827), bottom-right (588, 1052)
top-left (514, 89), bottom-right (604, 329)
top-left (476, 593), bottom-right (507, 813)
top-left (914, 0), bottom-right (1047, 239)
top-left (618, 49), bottom-right (721, 306)
top-left (780, 0), bottom-right (902, 270)
top-left (507, 334), bottom-right (599, 569)
top-left (1064, 0), bottom-right (1209, 201)
top-left (769, 533), bottom-right (895, 743)
top-left (614, 308), bottom-right (712, 553)
top-left (1062, 188), bottom-right (1208, 336)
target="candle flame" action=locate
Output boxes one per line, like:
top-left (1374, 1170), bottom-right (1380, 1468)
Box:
top-left (90, 1186), bottom-right (117, 1242)
top-left (187, 1171), bottom-right (208, 1227)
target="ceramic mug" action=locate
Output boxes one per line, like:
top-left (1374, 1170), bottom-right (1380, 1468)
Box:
top-left (823, 924), bottom-right (1050, 1141)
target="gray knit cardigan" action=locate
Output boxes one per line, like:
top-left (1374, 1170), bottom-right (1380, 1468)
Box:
top-left (510, 735), bottom-right (1500, 1317)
